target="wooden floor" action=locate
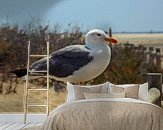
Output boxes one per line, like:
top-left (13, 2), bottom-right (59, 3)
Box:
top-left (0, 122), bottom-right (43, 130)
top-left (0, 114), bottom-right (46, 130)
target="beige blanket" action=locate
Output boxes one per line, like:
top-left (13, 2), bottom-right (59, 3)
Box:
top-left (42, 98), bottom-right (163, 130)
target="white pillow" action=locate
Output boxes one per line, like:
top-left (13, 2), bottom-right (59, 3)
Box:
top-left (108, 82), bottom-right (149, 101)
top-left (115, 84), bottom-right (137, 88)
top-left (66, 82), bottom-right (75, 103)
top-left (66, 82), bottom-right (109, 103)
top-left (138, 83), bottom-right (148, 101)
top-left (84, 92), bottom-right (126, 99)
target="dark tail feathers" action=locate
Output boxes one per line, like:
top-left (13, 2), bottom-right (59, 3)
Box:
top-left (10, 68), bottom-right (27, 78)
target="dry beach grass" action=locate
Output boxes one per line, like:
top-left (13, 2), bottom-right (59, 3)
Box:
top-left (114, 33), bottom-right (163, 48)
top-left (0, 81), bottom-right (66, 112)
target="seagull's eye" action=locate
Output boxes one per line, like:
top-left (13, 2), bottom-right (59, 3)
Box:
top-left (97, 33), bottom-right (101, 36)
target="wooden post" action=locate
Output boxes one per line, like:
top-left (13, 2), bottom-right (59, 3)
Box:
top-left (147, 73), bottom-right (162, 106)
top-left (24, 41), bottom-right (30, 124)
top-left (46, 41), bottom-right (49, 116)
top-left (109, 27), bottom-right (112, 48)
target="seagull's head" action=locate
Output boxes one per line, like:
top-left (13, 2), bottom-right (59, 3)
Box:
top-left (85, 29), bottom-right (118, 45)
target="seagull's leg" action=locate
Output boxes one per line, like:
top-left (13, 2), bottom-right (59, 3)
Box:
top-left (79, 82), bottom-right (85, 85)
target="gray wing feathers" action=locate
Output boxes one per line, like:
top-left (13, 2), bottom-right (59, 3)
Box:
top-left (30, 45), bottom-right (93, 77)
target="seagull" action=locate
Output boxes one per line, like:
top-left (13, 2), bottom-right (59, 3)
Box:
top-left (11, 29), bottom-right (118, 83)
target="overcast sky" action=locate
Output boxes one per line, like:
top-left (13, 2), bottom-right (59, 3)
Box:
top-left (0, 0), bottom-right (163, 32)
top-left (0, 0), bottom-right (59, 23)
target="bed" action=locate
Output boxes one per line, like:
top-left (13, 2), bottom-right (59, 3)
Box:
top-left (42, 82), bottom-right (163, 130)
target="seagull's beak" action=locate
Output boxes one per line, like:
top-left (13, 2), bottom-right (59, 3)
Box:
top-left (104, 37), bottom-right (118, 44)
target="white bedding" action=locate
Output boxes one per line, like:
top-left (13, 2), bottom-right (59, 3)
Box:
top-left (43, 98), bottom-right (163, 130)
top-left (70, 98), bottom-right (160, 109)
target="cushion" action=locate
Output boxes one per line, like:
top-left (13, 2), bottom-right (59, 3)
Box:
top-left (66, 82), bottom-right (109, 103)
top-left (109, 82), bottom-right (149, 101)
top-left (148, 88), bottom-right (160, 103)
top-left (110, 84), bottom-right (140, 99)
top-left (138, 83), bottom-right (148, 101)
top-left (114, 84), bottom-right (137, 88)
top-left (66, 82), bottom-right (75, 103)
top-left (84, 92), bottom-right (126, 99)
top-left (74, 85), bottom-right (101, 100)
